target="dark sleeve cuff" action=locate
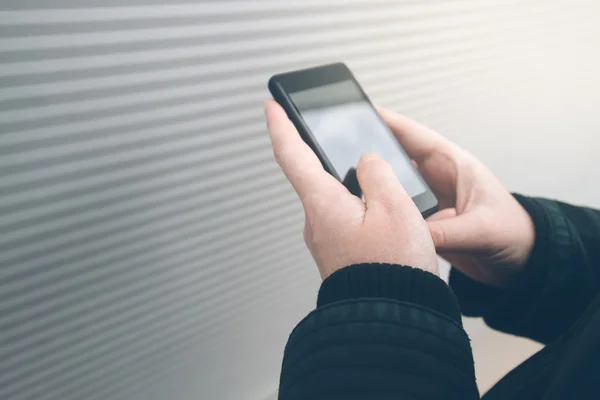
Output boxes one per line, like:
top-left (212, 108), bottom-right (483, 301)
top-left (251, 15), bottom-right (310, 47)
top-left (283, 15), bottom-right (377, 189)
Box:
top-left (317, 263), bottom-right (463, 326)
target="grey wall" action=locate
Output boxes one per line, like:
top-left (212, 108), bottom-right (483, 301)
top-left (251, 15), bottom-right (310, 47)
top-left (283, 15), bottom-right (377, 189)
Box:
top-left (1, 1), bottom-right (599, 400)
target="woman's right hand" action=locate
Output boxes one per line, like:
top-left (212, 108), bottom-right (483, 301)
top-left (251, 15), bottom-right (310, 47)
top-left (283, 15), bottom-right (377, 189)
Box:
top-left (378, 107), bottom-right (536, 287)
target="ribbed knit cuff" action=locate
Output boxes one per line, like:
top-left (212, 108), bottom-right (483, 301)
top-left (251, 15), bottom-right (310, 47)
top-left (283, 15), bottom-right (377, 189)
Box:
top-left (317, 263), bottom-right (463, 326)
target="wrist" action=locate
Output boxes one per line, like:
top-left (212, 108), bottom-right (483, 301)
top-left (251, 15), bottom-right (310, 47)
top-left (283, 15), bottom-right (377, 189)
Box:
top-left (481, 194), bottom-right (537, 288)
top-left (512, 194), bottom-right (551, 269)
top-left (513, 200), bottom-right (537, 268)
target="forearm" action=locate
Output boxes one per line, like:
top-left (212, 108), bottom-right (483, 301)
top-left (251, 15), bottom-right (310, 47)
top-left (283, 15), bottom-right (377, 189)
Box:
top-left (451, 195), bottom-right (600, 343)
top-left (278, 264), bottom-right (479, 400)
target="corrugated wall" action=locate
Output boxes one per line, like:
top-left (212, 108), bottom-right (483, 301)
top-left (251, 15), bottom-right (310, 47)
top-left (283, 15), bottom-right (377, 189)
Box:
top-left (1, 1), bottom-right (599, 400)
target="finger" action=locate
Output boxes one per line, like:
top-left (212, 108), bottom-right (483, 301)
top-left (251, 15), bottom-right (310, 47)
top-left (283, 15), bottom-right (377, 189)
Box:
top-left (426, 208), bottom-right (457, 222)
top-left (376, 106), bottom-right (453, 163)
top-left (427, 213), bottom-right (489, 252)
top-left (264, 100), bottom-right (343, 201)
top-left (355, 153), bottom-right (410, 211)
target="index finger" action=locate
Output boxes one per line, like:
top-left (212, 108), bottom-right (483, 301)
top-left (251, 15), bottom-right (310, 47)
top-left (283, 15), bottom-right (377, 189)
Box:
top-left (376, 106), bottom-right (453, 163)
top-left (264, 99), bottom-right (344, 202)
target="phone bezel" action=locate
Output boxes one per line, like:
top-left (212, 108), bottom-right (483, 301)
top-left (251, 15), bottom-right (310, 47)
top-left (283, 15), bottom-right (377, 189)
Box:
top-left (268, 62), bottom-right (439, 218)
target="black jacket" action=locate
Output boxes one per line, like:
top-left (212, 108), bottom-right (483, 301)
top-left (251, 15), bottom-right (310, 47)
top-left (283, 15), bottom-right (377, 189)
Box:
top-left (277, 195), bottom-right (600, 399)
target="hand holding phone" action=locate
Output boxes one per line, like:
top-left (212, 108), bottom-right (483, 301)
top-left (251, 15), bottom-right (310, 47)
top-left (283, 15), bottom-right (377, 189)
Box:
top-left (268, 62), bottom-right (438, 217)
top-left (377, 106), bottom-right (536, 288)
top-left (264, 100), bottom-right (439, 280)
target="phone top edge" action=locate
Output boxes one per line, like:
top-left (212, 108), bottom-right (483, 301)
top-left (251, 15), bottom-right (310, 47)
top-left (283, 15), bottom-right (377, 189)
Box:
top-left (269, 62), bottom-right (348, 80)
top-left (268, 62), bottom-right (353, 93)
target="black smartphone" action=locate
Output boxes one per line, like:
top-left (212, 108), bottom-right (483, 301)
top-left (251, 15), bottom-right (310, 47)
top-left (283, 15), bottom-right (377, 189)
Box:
top-left (268, 62), bottom-right (439, 217)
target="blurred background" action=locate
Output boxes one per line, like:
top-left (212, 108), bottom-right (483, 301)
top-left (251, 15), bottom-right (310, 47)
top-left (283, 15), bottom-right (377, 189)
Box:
top-left (1, 1), bottom-right (599, 399)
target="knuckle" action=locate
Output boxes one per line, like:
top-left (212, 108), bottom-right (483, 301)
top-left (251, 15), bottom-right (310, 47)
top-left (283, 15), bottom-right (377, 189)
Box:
top-left (453, 149), bottom-right (480, 175)
top-left (429, 224), bottom-right (445, 247)
top-left (303, 224), bottom-right (311, 246)
top-left (373, 195), bottom-right (402, 215)
top-left (273, 145), bottom-right (289, 167)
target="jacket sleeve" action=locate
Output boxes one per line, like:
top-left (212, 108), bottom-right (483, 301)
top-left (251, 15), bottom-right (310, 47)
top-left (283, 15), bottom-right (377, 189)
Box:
top-left (450, 194), bottom-right (600, 344)
top-left (278, 264), bottom-right (479, 400)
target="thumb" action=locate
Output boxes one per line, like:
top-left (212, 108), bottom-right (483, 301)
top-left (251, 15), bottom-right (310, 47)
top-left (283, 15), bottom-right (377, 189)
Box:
top-left (356, 153), bottom-right (410, 209)
top-left (427, 213), bottom-right (488, 252)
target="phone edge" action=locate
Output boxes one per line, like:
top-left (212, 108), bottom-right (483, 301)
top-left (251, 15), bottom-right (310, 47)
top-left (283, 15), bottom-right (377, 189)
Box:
top-left (268, 77), bottom-right (341, 181)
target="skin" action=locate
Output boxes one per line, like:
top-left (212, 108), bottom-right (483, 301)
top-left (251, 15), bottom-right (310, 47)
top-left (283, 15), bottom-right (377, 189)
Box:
top-left (264, 100), bottom-right (535, 287)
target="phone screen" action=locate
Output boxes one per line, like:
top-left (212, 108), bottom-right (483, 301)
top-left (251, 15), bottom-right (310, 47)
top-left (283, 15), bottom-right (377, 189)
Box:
top-left (289, 80), bottom-right (427, 198)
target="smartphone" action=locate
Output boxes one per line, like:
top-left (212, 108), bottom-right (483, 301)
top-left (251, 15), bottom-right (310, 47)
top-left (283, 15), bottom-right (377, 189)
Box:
top-left (268, 62), bottom-right (439, 217)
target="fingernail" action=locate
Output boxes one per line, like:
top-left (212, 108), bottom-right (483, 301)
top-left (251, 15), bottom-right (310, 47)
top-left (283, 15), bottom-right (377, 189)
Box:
top-left (360, 153), bottom-right (381, 163)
